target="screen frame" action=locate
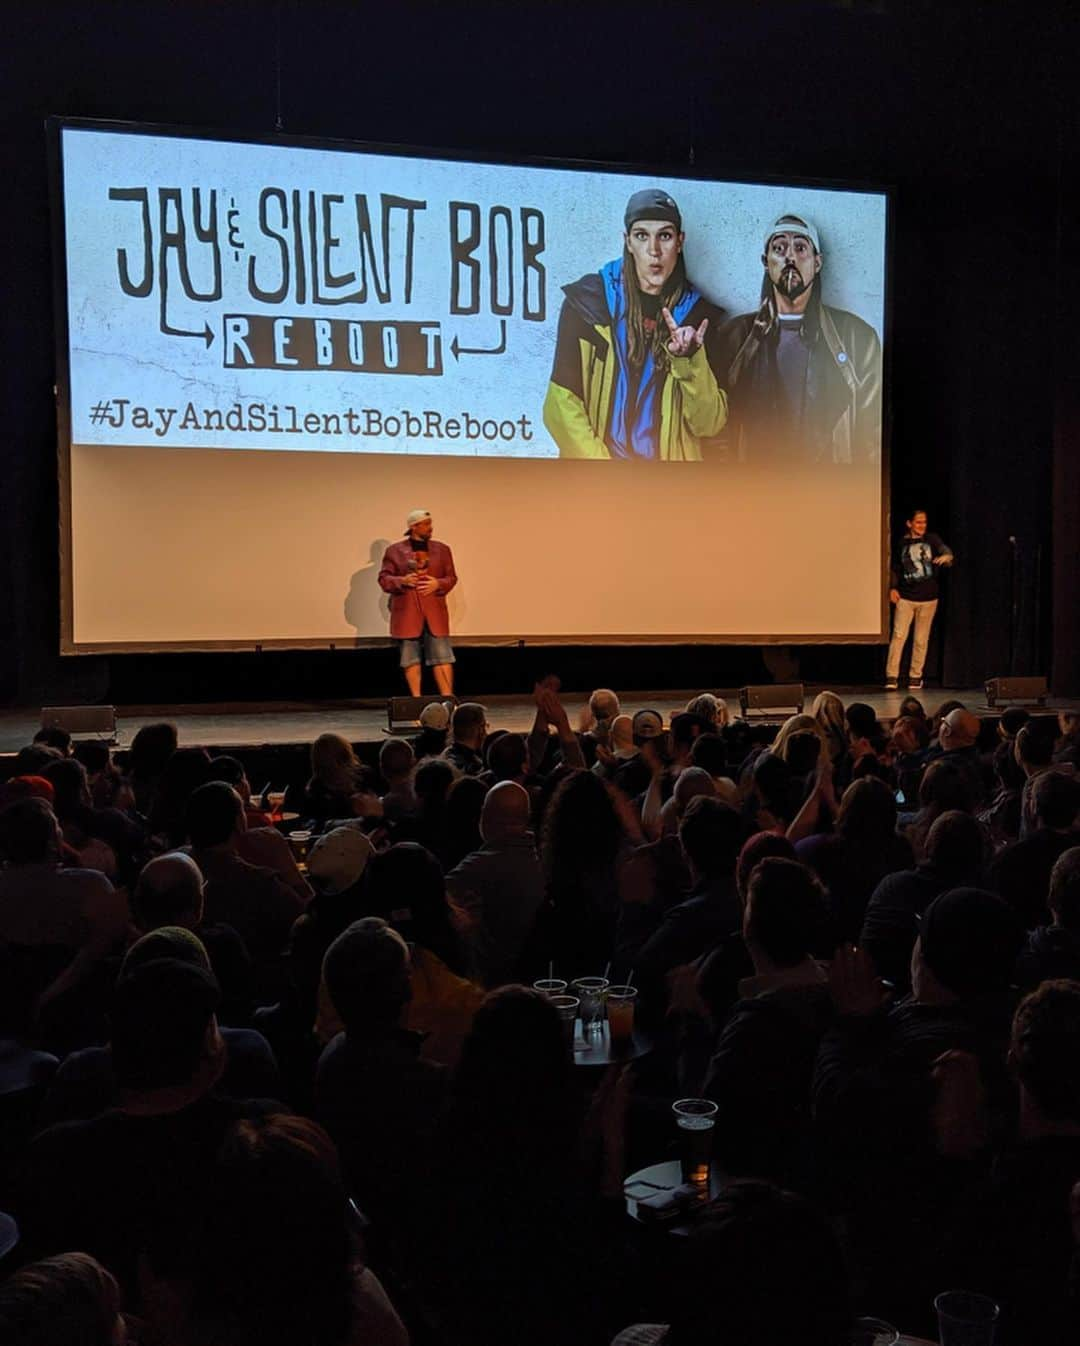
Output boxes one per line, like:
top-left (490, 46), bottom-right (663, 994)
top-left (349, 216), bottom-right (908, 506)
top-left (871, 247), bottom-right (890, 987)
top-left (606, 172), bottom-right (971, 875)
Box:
top-left (47, 115), bottom-right (893, 655)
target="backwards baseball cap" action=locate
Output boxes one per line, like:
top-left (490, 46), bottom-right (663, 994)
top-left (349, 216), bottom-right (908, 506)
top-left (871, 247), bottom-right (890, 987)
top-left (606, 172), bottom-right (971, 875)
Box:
top-left (764, 213), bottom-right (821, 254)
top-left (624, 188), bottom-right (682, 232)
top-left (307, 825), bottom-right (375, 896)
top-left (405, 509), bottom-right (432, 533)
top-left (919, 887), bottom-right (1022, 996)
top-left (632, 709), bottom-right (664, 742)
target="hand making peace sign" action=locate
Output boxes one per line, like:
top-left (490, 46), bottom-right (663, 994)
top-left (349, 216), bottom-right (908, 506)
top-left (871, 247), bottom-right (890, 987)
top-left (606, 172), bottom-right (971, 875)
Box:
top-left (662, 306), bottom-right (709, 357)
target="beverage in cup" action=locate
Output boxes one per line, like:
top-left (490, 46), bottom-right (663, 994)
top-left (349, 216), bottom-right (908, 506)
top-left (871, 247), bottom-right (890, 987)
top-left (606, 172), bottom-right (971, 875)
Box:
top-left (672, 1098), bottom-right (718, 1186)
top-left (533, 979), bottom-right (568, 997)
top-left (287, 830), bottom-right (312, 862)
top-left (934, 1290), bottom-right (999, 1346)
top-left (266, 790), bottom-right (287, 819)
top-left (571, 977), bottom-right (609, 1034)
top-left (549, 994), bottom-right (580, 1048)
top-left (605, 985), bottom-right (637, 1045)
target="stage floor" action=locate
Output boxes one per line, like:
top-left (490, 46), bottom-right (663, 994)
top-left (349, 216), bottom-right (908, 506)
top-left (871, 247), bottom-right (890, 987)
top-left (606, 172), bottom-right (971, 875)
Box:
top-left (2, 685), bottom-right (1074, 754)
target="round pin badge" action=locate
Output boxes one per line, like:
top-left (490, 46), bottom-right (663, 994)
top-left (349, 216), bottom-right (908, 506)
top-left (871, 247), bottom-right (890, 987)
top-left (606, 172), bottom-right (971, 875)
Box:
top-left (837, 351), bottom-right (848, 363)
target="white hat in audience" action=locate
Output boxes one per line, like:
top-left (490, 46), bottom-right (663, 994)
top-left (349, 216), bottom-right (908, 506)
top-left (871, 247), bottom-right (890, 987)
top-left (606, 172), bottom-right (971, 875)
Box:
top-left (419, 701), bottom-right (451, 731)
top-left (307, 826), bottom-right (375, 895)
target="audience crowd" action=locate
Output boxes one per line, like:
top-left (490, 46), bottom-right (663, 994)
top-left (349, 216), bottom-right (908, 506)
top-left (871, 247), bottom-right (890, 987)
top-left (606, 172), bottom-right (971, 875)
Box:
top-left (1, 692), bottom-right (1080, 1344)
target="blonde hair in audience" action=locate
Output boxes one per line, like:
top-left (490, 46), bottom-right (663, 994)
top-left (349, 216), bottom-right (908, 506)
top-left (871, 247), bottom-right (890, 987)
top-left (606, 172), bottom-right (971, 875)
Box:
top-left (811, 690), bottom-right (848, 760)
top-left (771, 714), bottom-right (828, 763)
top-left (310, 732), bottom-right (361, 794)
top-left (685, 693), bottom-right (731, 728)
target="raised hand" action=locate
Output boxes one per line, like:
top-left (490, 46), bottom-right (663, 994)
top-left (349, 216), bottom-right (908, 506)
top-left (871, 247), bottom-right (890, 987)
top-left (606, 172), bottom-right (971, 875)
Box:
top-left (662, 306), bottom-right (709, 357)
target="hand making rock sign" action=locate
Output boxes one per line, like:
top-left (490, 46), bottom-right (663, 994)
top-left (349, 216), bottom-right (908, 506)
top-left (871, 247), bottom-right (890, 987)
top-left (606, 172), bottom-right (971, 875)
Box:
top-left (662, 305), bottom-right (709, 357)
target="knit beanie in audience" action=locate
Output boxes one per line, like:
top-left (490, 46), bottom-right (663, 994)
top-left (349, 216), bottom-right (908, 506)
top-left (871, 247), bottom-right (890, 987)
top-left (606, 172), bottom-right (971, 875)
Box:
top-left (919, 887), bottom-right (1023, 996)
top-left (122, 926), bottom-right (212, 974)
top-left (110, 959), bottom-right (220, 1091)
top-left (0, 775), bottom-right (55, 810)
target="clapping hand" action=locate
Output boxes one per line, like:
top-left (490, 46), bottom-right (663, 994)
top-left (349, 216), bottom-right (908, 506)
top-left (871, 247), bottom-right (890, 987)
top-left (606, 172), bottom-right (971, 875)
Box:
top-left (662, 306), bottom-right (709, 357)
top-left (533, 678), bottom-right (568, 730)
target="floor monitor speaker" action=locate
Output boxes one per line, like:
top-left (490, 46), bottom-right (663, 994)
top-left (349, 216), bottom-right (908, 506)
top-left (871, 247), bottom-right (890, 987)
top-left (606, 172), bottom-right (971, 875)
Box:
top-left (738, 684), bottom-right (805, 717)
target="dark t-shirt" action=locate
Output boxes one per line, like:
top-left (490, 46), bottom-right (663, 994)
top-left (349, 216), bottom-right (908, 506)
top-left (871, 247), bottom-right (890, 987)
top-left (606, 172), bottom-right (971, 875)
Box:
top-left (892, 531), bottom-right (951, 602)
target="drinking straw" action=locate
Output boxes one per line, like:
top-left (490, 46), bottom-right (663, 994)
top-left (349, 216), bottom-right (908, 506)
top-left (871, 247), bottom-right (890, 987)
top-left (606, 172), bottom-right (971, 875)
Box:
top-left (548, 961), bottom-right (554, 982)
top-left (626, 969), bottom-right (636, 989)
top-left (602, 962), bottom-right (611, 983)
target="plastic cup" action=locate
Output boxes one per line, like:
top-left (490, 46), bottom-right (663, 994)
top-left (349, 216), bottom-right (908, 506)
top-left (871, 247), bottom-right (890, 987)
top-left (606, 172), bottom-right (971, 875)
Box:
top-left (606, 985), bottom-right (637, 1045)
top-left (287, 829), bottom-right (312, 862)
top-left (549, 994), bottom-right (580, 1048)
top-left (672, 1098), bottom-right (718, 1185)
top-left (849, 1318), bottom-right (899, 1346)
top-left (266, 790), bottom-right (286, 820)
top-left (533, 979), bottom-right (568, 998)
top-left (571, 977), bottom-right (609, 1034)
top-left (935, 1291), bottom-right (999, 1346)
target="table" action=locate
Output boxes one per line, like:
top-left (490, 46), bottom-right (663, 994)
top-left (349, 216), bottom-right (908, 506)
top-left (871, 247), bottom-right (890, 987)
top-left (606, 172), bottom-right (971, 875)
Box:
top-left (623, 1160), bottom-right (724, 1235)
top-left (573, 1019), bottom-right (653, 1066)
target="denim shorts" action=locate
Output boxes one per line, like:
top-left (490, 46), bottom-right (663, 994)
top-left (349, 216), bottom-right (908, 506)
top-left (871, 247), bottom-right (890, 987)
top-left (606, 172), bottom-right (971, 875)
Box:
top-left (400, 629), bottom-right (455, 668)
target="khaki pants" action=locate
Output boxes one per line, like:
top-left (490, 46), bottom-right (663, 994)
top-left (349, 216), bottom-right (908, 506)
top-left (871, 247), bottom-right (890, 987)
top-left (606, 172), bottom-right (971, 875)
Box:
top-left (886, 598), bottom-right (938, 680)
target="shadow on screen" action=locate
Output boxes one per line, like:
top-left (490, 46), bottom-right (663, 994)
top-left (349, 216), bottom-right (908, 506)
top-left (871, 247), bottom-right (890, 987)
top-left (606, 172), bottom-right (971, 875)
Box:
top-left (344, 538), bottom-right (392, 633)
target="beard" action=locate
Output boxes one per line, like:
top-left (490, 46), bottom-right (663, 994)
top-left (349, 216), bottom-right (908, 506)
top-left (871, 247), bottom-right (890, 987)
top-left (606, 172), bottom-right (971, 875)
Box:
top-left (776, 264), bottom-right (814, 302)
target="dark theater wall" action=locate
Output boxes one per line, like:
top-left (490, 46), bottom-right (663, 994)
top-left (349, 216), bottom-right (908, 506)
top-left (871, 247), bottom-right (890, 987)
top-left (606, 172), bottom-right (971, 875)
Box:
top-left (1, 0), bottom-right (1075, 705)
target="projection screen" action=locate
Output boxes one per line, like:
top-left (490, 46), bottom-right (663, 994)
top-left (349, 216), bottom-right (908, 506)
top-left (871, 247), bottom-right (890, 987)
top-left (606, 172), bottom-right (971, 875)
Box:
top-left (51, 120), bottom-right (890, 652)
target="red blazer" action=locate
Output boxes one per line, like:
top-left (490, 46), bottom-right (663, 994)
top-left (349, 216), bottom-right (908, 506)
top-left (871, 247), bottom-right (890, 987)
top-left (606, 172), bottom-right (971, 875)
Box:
top-left (378, 539), bottom-right (457, 638)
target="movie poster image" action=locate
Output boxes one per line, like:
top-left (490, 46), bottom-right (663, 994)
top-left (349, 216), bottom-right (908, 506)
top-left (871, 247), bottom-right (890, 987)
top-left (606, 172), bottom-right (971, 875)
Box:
top-left (61, 127), bottom-right (886, 464)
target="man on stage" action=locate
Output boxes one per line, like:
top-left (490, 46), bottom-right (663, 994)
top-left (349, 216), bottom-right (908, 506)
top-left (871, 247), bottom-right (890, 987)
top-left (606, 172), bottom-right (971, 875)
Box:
top-left (378, 509), bottom-right (458, 696)
top-left (885, 508), bottom-right (953, 691)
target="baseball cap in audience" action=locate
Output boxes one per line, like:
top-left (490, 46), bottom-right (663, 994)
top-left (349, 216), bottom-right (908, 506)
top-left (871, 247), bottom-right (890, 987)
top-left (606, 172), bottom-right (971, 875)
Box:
top-left (632, 709), bottom-right (664, 742)
top-left (419, 701), bottom-right (451, 731)
top-left (919, 887), bottom-right (1022, 996)
top-left (307, 826), bottom-right (375, 895)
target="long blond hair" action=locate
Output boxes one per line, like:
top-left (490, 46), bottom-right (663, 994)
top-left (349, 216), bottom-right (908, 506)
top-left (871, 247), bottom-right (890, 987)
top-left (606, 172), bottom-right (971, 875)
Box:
top-left (771, 714), bottom-right (828, 763)
top-left (811, 691), bottom-right (848, 762)
top-left (685, 693), bottom-right (731, 729)
top-left (310, 732), bottom-right (360, 794)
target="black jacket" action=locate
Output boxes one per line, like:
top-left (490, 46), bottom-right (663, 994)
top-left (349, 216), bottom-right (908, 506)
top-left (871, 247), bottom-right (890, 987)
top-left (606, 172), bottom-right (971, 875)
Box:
top-left (705, 977), bottom-right (833, 1184)
top-left (716, 290), bottom-right (881, 465)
